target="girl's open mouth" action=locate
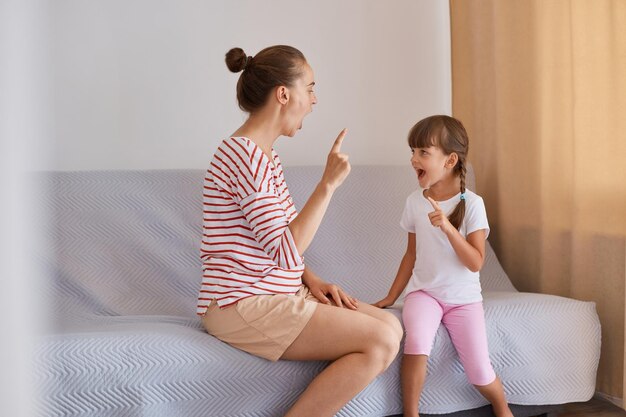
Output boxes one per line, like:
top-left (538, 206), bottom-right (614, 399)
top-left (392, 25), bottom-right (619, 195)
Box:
top-left (417, 169), bottom-right (426, 179)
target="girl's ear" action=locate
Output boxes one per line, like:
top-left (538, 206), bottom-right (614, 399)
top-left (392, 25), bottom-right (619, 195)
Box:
top-left (446, 152), bottom-right (459, 168)
top-left (276, 86), bottom-right (289, 105)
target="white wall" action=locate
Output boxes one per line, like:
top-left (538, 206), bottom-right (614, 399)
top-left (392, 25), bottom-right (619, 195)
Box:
top-left (48, 0), bottom-right (451, 170)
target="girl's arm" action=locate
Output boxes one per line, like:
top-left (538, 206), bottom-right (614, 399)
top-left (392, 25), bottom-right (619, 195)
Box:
top-left (443, 228), bottom-right (486, 272)
top-left (427, 197), bottom-right (486, 272)
top-left (373, 232), bottom-right (416, 308)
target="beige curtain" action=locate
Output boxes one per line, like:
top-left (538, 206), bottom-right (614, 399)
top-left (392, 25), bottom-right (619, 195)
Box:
top-left (450, 0), bottom-right (626, 403)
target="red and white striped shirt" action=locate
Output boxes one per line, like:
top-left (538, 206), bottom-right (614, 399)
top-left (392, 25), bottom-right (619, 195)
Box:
top-left (197, 137), bottom-right (304, 314)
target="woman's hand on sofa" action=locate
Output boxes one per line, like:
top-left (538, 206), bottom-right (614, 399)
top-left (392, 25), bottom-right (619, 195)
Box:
top-left (303, 267), bottom-right (358, 310)
top-left (310, 281), bottom-right (358, 310)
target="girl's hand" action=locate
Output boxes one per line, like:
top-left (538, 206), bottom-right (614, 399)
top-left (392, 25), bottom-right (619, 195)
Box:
top-left (321, 129), bottom-right (351, 191)
top-left (308, 280), bottom-right (358, 310)
top-left (373, 296), bottom-right (396, 309)
top-left (427, 196), bottom-right (454, 234)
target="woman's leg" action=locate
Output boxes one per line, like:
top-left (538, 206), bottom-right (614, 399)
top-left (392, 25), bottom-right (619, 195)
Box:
top-left (355, 301), bottom-right (404, 341)
top-left (281, 302), bottom-right (402, 417)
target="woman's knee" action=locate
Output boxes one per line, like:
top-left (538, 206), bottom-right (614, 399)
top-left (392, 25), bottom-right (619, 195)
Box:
top-left (367, 324), bottom-right (401, 372)
top-left (379, 310), bottom-right (404, 341)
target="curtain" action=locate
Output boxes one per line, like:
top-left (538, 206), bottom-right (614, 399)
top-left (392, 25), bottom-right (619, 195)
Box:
top-left (450, 0), bottom-right (626, 403)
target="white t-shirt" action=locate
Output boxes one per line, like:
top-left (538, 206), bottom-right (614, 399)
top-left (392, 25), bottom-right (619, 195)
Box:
top-left (400, 187), bottom-right (490, 304)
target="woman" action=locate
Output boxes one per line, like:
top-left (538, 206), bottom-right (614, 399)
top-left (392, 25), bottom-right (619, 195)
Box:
top-left (197, 45), bottom-right (403, 417)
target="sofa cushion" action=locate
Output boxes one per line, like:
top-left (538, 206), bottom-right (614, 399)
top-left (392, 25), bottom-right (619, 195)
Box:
top-left (35, 167), bottom-right (599, 417)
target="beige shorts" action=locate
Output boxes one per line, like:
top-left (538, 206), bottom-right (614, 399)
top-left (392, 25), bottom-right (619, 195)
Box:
top-left (202, 286), bottom-right (319, 361)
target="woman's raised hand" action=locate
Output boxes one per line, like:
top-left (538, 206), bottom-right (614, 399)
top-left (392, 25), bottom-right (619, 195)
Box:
top-left (321, 129), bottom-right (351, 191)
top-left (287, 129), bottom-right (352, 254)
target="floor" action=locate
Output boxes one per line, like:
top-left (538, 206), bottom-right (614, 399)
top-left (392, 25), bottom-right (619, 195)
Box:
top-left (547, 397), bottom-right (626, 416)
top-left (392, 398), bottom-right (626, 417)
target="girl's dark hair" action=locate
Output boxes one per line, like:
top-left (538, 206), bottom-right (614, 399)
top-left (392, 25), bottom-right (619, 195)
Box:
top-left (225, 45), bottom-right (307, 113)
top-left (408, 115), bottom-right (469, 230)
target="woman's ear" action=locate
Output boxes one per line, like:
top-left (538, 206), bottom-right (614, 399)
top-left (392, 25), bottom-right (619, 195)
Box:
top-left (446, 152), bottom-right (459, 168)
top-left (276, 86), bottom-right (289, 105)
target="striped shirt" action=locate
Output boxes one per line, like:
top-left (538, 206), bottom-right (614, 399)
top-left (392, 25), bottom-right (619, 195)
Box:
top-left (197, 136), bottom-right (304, 314)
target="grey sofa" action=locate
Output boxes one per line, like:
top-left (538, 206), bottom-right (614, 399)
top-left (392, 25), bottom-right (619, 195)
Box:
top-left (35, 165), bottom-right (600, 416)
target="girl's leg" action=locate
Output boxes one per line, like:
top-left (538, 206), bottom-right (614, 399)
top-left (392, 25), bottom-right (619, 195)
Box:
top-left (443, 303), bottom-right (513, 417)
top-left (401, 291), bottom-right (444, 417)
top-left (280, 302), bottom-right (402, 417)
top-left (475, 377), bottom-right (513, 417)
top-left (401, 354), bottom-right (428, 417)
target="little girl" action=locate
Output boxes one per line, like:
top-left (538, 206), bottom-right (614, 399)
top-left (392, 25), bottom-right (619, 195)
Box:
top-left (374, 115), bottom-right (513, 417)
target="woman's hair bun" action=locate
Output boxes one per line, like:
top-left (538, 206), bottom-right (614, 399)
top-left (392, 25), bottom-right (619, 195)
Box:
top-left (226, 45), bottom-right (305, 113)
top-left (225, 47), bottom-right (248, 73)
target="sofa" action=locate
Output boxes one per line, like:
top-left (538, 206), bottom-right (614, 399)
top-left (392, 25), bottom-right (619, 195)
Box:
top-left (35, 165), bottom-right (601, 417)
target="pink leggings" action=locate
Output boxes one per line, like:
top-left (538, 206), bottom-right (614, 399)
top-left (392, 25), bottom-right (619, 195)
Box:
top-left (402, 290), bottom-right (496, 386)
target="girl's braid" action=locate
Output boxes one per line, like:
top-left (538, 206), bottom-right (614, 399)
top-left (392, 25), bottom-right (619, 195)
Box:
top-left (448, 158), bottom-right (467, 231)
top-left (459, 159), bottom-right (466, 194)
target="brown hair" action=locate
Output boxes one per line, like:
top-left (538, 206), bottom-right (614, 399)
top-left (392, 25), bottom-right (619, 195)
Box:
top-left (225, 45), bottom-right (307, 113)
top-left (407, 115), bottom-right (469, 230)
